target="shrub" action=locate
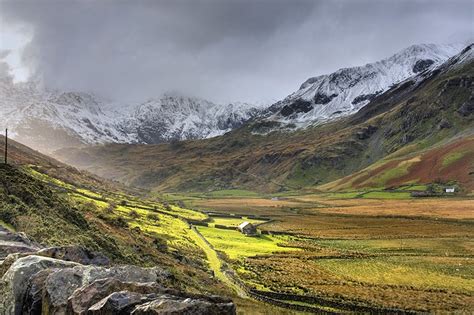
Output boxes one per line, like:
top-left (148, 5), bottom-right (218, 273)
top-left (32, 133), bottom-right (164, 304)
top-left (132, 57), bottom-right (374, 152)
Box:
top-left (105, 202), bottom-right (116, 213)
top-left (129, 209), bottom-right (140, 219)
top-left (147, 213), bottom-right (160, 222)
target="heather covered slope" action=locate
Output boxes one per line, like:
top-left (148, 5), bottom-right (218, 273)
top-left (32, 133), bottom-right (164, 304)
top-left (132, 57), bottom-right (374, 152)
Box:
top-left (55, 45), bottom-right (474, 193)
top-left (319, 136), bottom-right (474, 192)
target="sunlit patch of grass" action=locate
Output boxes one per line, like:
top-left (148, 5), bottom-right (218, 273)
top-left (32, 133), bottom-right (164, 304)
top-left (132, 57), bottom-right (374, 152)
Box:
top-left (197, 226), bottom-right (300, 260)
top-left (111, 204), bottom-right (200, 251)
top-left (68, 192), bottom-right (110, 210)
top-left (210, 217), bottom-right (266, 227)
top-left (168, 205), bottom-right (207, 221)
top-left (26, 166), bottom-right (75, 190)
top-left (316, 256), bottom-right (474, 293)
top-left (360, 191), bottom-right (412, 199)
top-left (76, 188), bottom-right (104, 200)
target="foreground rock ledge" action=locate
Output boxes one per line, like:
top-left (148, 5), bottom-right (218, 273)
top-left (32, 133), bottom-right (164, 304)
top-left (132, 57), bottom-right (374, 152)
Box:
top-left (0, 227), bottom-right (236, 314)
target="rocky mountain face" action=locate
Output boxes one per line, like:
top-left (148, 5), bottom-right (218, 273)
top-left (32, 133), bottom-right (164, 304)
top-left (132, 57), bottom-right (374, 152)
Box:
top-left (120, 95), bottom-right (262, 144)
top-left (264, 43), bottom-right (465, 128)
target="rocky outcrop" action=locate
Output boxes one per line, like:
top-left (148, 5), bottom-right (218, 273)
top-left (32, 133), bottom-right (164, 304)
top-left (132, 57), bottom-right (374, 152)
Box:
top-left (0, 226), bottom-right (236, 314)
top-left (412, 59), bottom-right (435, 73)
top-left (458, 96), bottom-right (474, 117)
top-left (280, 99), bottom-right (313, 117)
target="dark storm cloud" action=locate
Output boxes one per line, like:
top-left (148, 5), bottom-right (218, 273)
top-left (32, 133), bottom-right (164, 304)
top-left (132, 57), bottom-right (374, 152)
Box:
top-left (1, 0), bottom-right (472, 103)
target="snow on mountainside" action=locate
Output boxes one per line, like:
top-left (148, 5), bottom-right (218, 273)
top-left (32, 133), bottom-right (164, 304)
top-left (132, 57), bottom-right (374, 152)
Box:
top-left (120, 95), bottom-right (264, 144)
top-left (0, 78), bottom-right (265, 152)
top-left (266, 43), bottom-right (465, 127)
top-left (0, 43), bottom-right (466, 152)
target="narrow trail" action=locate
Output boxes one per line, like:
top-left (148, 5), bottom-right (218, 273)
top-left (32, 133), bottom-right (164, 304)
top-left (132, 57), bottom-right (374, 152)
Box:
top-left (188, 225), bottom-right (248, 298)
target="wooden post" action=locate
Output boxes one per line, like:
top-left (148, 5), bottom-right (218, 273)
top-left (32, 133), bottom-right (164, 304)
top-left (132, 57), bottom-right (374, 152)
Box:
top-left (4, 128), bottom-right (7, 164)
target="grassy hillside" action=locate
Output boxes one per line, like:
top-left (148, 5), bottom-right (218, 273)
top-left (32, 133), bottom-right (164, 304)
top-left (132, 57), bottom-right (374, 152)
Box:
top-left (55, 56), bottom-right (474, 193)
top-left (319, 136), bottom-right (474, 192)
top-left (0, 137), bottom-right (225, 295)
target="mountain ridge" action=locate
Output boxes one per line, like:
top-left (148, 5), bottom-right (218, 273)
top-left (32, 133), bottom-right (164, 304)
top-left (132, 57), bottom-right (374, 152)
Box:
top-left (54, 44), bottom-right (474, 193)
top-left (264, 43), bottom-right (465, 128)
top-left (1, 43), bottom-right (466, 153)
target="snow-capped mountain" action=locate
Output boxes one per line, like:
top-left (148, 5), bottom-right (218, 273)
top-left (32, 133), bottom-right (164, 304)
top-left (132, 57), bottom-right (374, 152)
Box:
top-left (0, 79), bottom-right (265, 152)
top-left (266, 43), bottom-right (465, 127)
top-left (120, 95), bottom-right (263, 144)
top-left (0, 43), bottom-right (467, 153)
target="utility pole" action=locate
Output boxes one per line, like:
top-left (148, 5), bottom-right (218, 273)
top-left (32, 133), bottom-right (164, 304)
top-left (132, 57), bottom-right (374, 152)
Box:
top-left (4, 128), bottom-right (7, 164)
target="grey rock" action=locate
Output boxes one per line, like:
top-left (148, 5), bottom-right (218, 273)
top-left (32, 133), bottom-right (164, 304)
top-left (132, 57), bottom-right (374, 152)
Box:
top-left (131, 294), bottom-right (236, 315)
top-left (42, 265), bottom-right (170, 314)
top-left (0, 255), bottom-right (79, 315)
top-left (22, 269), bottom-right (56, 315)
top-left (88, 291), bottom-right (158, 315)
top-left (67, 278), bottom-right (167, 314)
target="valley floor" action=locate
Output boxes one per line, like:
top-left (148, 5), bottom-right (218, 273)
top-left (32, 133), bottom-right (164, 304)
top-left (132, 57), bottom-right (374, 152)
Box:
top-left (2, 161), bottom-right (472, 313)
top-left (165, 189), bottom-right (474, 313)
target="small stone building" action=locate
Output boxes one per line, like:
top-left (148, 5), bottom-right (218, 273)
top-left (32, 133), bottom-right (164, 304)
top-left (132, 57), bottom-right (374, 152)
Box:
top-left (238, 221), bottom-right (257, 236)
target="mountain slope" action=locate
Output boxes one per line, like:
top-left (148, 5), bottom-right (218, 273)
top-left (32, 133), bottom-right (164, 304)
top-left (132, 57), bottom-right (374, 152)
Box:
top-left (265, 43), bottom-right (464, 127)
top-left (55, 44), bottom-right (474, 193)
top-left (0, 135), bottom-right (233, 295)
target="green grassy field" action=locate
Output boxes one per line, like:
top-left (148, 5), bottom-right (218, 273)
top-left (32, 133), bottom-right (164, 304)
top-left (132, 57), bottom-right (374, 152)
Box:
top-left (359, 191), bottom-right (412, 199)
top-left (210, 217), bottom-right (267, 227)
top-left (197, 226), bottom-right (300, 260)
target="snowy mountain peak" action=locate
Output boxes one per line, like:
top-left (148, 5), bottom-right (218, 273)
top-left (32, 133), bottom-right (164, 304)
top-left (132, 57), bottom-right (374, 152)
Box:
top-left (270, 43), bottom-right (465, 127)
top-left (0, 79), bottom-right (264, 151)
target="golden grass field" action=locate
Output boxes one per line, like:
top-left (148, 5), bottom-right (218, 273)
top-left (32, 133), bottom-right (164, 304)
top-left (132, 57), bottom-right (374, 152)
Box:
top-left (186, 192), bottom-right (474, 312)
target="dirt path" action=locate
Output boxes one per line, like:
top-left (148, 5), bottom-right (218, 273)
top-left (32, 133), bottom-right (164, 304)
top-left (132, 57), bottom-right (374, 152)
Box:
top-left (188, 225), bottom-right (248, 298)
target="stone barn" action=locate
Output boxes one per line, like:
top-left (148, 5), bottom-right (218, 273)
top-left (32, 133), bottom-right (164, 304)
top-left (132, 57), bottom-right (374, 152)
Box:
top-left (238, 221), bottom-right (257, 236)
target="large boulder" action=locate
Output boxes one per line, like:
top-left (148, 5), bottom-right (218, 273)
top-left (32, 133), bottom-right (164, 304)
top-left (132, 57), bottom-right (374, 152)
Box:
top-left (67, 278), bottom-right (167, 314)
top-left (131, 295), bottom-right (236, 315)
top-left (88, 291), bottom-right (159, 314)
top-left (42, 265), bottom-right (171, 314)
top-left (0, 255), bottom-right (79, 315)
top-left (0, 246), bottom-right (109, 278)
top-left (22, 269), bottom-right (56, 315)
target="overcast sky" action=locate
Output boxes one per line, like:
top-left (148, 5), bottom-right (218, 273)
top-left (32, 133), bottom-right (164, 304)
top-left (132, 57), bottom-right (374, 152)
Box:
top-left (0, 0), bottom-right (472, 103)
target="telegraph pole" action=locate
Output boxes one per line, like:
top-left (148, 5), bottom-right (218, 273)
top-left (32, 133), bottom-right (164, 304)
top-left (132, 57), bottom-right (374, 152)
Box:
top-left (4, 128), bottom-right (7, 164)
